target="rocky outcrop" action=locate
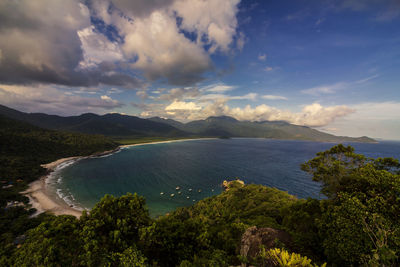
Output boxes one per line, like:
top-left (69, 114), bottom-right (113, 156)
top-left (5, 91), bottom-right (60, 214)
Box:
top-left (240, 226), bottom-right (292, 266)
top-left (222, 179), bottom-right (245, 191)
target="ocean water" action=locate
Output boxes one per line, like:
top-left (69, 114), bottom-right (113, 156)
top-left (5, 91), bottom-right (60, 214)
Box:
top-left (50, 138), bottom-right (400, 217)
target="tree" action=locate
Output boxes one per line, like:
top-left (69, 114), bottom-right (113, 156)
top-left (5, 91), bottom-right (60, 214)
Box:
top-left (301, 144), bottom-right (366, 198)
top-left (12, 215), bottom-right (82, 266)
top-left (302, 144), bottom-right (400, 265)
top-left (79, 193), bottom-right (151, 266)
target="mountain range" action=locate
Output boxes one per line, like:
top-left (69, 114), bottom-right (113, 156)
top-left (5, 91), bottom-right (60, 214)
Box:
top-left (0, 104), bottom-right (376, 143)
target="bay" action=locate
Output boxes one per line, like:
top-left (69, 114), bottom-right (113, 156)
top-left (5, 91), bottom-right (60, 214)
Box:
top-left (51, 138), bottom-right (400, 217)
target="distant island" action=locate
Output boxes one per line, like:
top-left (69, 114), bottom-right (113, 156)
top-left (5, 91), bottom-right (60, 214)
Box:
top-left (0, 104), bottom-right (376, 143)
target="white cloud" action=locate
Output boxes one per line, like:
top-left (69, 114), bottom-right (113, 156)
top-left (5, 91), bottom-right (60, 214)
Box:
top-left (258, 54), bottom-right (267, 61)
top-left (157, 87), bottom-right (200, 101)
top-left (230, 93), bottom-right (258, 101)
top-left (185, 101), bottom-right (353, 126)
top-left (77, 26), bottom-right (124, 69)
top-left (204, 84), bottom-right (236, 93)
top-left (198, 92), bottom-right (258, 102)
top-left (301, 82), bottom-right (346, 95)
top-left (0, 84), bottom-right (124, 115)
top-left (172, 0), bottom-right (240, 53)
top-left (121, 10), bottom-right (212, 85)
top-left (264, 66), bottom-right (274, 72)
top-left (88, 0), bottom-right (241, 86)
top-left (236, 31), bottom-right (246, 51)
top-left (0, 0), bottom-right (241, 87)
top-left (302, 75), bottom-right (379, 95)
top-left (262, 95), bottom-right (288, 100)
top-left (136, 90), bottom-right (148, 99)
top-left (321, 101), bottom-right (400, 140)
top-left (108, 88), bottom-right (123, 94)
top-left (165, 100), bottom-right (201, 111)
top-left (136, 95), bottom-right (353, 127)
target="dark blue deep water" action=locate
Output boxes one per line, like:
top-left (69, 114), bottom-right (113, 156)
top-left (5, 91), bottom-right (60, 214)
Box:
top-left (52, 139), bottom-right (400, 217)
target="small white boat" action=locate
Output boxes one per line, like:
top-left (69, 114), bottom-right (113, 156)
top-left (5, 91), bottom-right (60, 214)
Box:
top-left (170, 194), bottom-right (175, 197)
top-left (211, 189), bottom-right (214, 192)
top-left (193, 199), bottom-right (196, 202)
top-left (176, 186), bottom-right (180, 190)
top-left (188, 188), bottom-right (192, 192)
top-left (198, 189), bottom-right (202, 193)
top-left (178, 191), bottom-right (182, 194)
top-left (160, 192), bottom-right (164, 195)
top-left (186, 196), bottom-right (190, 199)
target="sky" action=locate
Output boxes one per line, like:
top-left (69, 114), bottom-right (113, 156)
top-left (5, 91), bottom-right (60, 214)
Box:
top-left (0, 0), bottom-right (399, 140)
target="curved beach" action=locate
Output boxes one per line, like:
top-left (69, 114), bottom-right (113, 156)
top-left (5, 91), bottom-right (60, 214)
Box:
top-left (23, 138), bottom-right (215, 218)
top-left (23, 157), bottom-right (83, 218)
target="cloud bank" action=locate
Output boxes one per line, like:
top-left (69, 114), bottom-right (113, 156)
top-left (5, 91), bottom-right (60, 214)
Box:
top-left (0, 0), bottom-right (242, 88)
top-left (134, 83), bottom-right (354, 127)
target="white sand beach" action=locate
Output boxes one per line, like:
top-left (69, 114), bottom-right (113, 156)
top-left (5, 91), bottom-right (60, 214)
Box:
top-left (23, 156), bottom-right (83, 218)
top-left (119, 138), bottom-right (216, 148)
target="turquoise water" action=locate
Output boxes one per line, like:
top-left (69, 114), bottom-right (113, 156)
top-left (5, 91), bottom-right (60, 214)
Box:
top-left (52, 139), bottom-right (400, 217)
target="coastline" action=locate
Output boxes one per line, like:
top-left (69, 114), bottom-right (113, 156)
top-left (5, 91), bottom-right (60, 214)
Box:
top-left (22, 138), bottom-right (216, 218)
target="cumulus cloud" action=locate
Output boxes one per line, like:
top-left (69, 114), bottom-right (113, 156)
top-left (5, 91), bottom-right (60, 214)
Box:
top-left (211, 102), bottom-right (353, 126)
top-left (90, 0), bottom-right (242, 85)
top-left (0, 0), bottom-right (241, 88)
top-left (262, 95), bottom-right (288, 100)
top-left (77, 26), bottom-right (124, 69)
top-left (136, 92), bottom-right (354, 127)
top-left (0, 0), bottom-right (143, 88)
top-left (121, 11), bottom-right (212, 85)
top-left (172, 0), bottom-right (240, 53)
top-left (111, 0), bottom-right (175, 18)
top-left (0, 84), bottom-right (124, 115)
top-left (165, 100), bottom-right (201, 111)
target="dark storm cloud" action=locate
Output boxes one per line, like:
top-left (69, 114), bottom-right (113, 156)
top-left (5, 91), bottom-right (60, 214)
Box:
top-left (0, 0), bottom-right (143, 89)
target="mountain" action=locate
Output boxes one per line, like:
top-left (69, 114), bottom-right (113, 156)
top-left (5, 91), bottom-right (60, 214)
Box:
top-left (0, 104), bottom-right (376, 142)
top-left (0, 105), bottom-right (188, 137)
top-left (149, 116), bottom-right (377, 143)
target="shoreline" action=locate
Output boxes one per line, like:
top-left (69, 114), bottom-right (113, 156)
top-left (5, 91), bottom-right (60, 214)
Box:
top-left (22, 138), bottom-right (216, 218)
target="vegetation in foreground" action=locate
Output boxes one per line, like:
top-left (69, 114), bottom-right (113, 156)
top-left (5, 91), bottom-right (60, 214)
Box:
top-left (1, 115), bottom-right (399, 266)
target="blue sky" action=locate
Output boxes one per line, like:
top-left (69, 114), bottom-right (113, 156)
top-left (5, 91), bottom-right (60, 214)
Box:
top-left (0, 0), bottom-right (399, 139)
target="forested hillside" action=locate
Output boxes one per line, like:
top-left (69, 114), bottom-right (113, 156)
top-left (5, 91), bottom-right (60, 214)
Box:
top-left (0, 116), bottom-right (119, 262)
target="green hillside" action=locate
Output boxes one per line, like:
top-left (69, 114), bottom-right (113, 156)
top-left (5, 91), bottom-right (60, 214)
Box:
top-left (0, 105), bottom-right (188, 138)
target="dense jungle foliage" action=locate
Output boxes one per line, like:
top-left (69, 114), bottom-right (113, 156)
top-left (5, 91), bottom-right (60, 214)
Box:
top-left (1, 115), bottom-right (399, 266)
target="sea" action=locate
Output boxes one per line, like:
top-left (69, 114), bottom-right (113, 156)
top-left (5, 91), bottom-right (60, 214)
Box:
top-left (47, 138), bottom-right (400, 217)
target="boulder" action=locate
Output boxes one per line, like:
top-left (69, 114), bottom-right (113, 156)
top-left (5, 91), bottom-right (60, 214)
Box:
top-left (222, 179), bottom-right (245, 191)
top-left (240, 226), bottom-right (292, 266)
